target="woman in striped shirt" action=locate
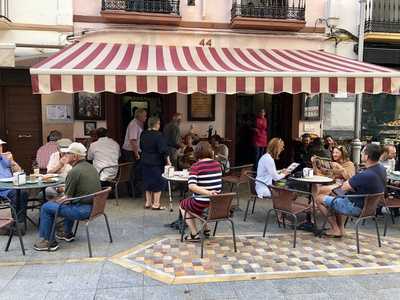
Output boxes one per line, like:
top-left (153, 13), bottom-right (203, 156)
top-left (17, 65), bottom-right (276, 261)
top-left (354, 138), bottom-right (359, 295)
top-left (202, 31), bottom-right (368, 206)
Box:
top-left (180, 141), bottom-right (223, 242)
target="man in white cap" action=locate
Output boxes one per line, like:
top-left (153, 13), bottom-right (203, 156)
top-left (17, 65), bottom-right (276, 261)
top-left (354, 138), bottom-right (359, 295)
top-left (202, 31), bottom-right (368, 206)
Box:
top-left (34, 142), bottom-right (101, 251)
top-left (0, 139), bottom-right (27, 232)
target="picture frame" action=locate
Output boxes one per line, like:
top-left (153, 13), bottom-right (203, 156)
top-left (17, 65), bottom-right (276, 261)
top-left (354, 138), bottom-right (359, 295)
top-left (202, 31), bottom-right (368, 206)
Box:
top-left (84, 121), bottom-right (97, 136)
top-left (301, 94), bottom-right (321, 121)
top-left (188, 93), bottom-right (216, 121)
top-left (74, 92), bottom-right (105, 120)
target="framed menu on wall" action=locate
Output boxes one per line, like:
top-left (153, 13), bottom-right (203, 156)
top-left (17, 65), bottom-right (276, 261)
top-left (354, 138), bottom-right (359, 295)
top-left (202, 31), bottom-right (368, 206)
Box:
top-left (301, 94), bottom-right (321, 121)
top-left (188, 93), bottom-right (216, 121)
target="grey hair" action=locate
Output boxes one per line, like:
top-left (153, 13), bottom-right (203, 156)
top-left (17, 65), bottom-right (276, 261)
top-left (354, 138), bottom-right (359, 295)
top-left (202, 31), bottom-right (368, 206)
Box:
top-left (134, 108), bottom-right (147, 119)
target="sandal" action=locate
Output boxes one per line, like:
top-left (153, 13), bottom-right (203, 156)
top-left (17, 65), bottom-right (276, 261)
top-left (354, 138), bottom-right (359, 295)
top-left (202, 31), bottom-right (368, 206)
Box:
top-left (152, 206), bottom-right (166, 210)
top-left (203, 229), bottom-right (211, 238)
top-left (184, 233), bottom-right (201, 242)
top-left (144, 205), bottom-right (151, 209)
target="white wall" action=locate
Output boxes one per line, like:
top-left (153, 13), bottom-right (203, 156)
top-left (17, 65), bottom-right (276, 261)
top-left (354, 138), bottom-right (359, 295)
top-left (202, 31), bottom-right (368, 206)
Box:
top-left (176, 93), bottom-right (226, 138)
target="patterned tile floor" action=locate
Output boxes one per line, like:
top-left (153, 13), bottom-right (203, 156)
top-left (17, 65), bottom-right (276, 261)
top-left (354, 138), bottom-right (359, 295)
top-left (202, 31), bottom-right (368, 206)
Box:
top-left (111, 232), bottom-right (400, 284)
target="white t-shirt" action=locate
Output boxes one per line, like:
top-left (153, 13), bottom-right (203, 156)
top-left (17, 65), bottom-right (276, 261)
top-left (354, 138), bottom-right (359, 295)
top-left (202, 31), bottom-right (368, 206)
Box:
top-left (46, 152), bottom-right (72, 178)
top-left (88, 137), bottom-right (121, 181)
top-left (255, 153), bottom-right (285, 198)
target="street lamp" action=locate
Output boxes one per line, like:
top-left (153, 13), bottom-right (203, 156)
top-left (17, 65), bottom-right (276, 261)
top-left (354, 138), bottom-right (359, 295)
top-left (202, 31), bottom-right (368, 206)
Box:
top-left (352, 0), bottom-right (367, 165)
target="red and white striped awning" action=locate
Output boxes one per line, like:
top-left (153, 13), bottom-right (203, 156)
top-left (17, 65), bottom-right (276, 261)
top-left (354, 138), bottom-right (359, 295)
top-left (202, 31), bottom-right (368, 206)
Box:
top-left (30, 42), bottom-right (400, 95)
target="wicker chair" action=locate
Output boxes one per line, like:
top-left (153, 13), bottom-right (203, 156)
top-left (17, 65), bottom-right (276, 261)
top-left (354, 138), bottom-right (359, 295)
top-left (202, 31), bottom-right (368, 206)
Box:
top-left (99, 162), bottom-right (134, 205)
top-left (321, 193), bottom-right (384, 254)
top-left (49, 187), bottom-right (113, 257)
top-left (222, 164), bottom-right (253, 209)
top-left (180, 193), bottom-right (237, 258)
top-left (263, 185), bottom-right (313, 248)
top-left (243, 172), bottom-right (271, 221)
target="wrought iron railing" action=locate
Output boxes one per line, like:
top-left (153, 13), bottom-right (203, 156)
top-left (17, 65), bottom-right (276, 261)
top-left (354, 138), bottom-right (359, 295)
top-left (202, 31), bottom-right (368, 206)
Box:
top-left (365, 0), bottom-right (400, 33)
top-left (231, 0), bottom-right (305, 21)
top-left (102, 0), bottom-right (180, 15)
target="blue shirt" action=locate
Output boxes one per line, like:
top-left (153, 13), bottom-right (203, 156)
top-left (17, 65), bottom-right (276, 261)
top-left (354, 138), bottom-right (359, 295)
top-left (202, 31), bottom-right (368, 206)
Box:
top-left (348, 163), bottom-right (386, 208)
top-left (0, 156), bottom-right (12, 198)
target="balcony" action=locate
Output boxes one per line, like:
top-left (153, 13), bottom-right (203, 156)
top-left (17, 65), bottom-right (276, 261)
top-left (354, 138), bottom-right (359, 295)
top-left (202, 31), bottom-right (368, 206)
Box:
top-left (231, 0), bottom-right (306, 31)
top-left (365, 0), bottom-right (400, 42)
top-left (101, 0), bottom-right (181, 26)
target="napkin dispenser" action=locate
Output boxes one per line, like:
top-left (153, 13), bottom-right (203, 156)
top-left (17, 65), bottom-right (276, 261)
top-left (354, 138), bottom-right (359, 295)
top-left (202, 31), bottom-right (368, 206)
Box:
top-left (13, 172), bottom-right (26, 186)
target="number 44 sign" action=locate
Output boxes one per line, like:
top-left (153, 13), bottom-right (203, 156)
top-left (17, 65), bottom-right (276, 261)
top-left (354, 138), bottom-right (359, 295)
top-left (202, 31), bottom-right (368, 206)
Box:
top-left (199, 39), bottom-right (212, 47)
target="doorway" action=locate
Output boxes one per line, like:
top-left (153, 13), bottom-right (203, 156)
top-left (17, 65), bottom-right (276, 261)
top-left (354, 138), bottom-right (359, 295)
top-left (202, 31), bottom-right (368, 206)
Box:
top-left (0, 69), bottom-right (42, 172)
top-left (229, 93), bottom-right (293, 167)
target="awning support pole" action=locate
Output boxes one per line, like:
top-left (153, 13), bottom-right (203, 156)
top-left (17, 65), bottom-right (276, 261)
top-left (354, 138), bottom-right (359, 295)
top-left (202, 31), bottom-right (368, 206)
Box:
top-left (352, 0), bottom-right (366, 166)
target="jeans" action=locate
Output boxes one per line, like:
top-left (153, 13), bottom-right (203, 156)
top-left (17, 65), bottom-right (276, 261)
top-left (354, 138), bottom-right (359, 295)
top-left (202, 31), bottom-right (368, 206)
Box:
top-left (323, 196), bottom-right (362, 217)
top-left (39, 201), bottom-right (92, 241)
top-left (0, 190), bottom-right (28, 223)
top-left (255, 147), bottom-right (266, 165)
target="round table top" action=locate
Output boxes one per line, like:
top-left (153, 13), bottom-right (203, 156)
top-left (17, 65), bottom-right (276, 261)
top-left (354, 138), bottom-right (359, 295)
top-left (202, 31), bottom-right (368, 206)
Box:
top-left (388, 172), bottom-right (400, 182)
top-left (291, 175), bottom-right (334, 184)
top-left (162, 173), bottom-right (189, 182)
top-left (0, 178), bottom-right (65, 190)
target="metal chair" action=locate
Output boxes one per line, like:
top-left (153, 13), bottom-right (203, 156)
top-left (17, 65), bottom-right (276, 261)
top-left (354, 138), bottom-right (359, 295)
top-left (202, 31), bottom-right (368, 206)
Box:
top-left (263, 185), bottom-right (313, 248)
top-left (382, 185), bottom-right (400, 237)
top-left (321, 193), bottom-right (384, 254)
top-left (243, 172), bottom-right (271, 221)
top-left (49, 187), bottom-right (113, 257)
top-left (99, 162), bottom-right (134, 205)
top-left (222, 164), bottom-right (253, 209)
top-left (0, 196), bottom-right (25, 255)
top-left (180, 193), bottom-right (237, 258)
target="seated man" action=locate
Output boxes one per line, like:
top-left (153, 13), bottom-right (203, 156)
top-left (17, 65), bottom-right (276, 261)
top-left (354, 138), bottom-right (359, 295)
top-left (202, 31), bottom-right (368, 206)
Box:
top-left (87, 127), bottom-right (120, 186)
top-left (34, 142), bottom-right (101, 251)
top-left (316, 144), bottom-right (386, 237)
top-left (36, 130), bottom-right (62, 171)
top-left (0, 139), bottom-right (27, 231)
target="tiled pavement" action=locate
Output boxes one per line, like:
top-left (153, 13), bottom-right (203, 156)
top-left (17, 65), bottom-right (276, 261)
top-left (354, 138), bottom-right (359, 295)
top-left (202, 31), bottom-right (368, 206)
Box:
top-left (0, 189), bottom-right (400, 299)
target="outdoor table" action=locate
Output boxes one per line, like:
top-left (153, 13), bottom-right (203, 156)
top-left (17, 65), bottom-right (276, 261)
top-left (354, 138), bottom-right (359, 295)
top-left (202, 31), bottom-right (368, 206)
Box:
top-left (0, 177), bottom-right (65, 226)
top-left (387, 172), bottom-right (400, 183)
top-left (162, 173), bottom-right (189, 212)
top-left (288, 175), bottom-right (334, 235)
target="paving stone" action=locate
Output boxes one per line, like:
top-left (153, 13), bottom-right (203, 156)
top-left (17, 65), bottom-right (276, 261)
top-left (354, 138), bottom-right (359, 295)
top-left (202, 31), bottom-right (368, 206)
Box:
top-left (95, 287), bottom-right (143, 300)
top-left (143, 285), bottom-right (195, 300)
top-left (45, 288), bottom-right (97, 300)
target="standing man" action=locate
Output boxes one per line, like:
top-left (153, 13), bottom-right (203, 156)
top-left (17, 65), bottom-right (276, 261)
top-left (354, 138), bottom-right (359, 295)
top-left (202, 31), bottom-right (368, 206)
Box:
top-left (163, 113), bottom-right (183, 167)
top-left (253, 109), bottom-right (268, 165)
top-left (122, 108), bottom-right (147, 197)
top-left (88, 127), bottom-right (120, 186)
top-left (33, 142), bottom-right (101, 251)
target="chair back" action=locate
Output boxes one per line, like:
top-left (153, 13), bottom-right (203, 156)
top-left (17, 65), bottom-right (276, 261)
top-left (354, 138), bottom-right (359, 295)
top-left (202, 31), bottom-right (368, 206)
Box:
top-left (246, 172), bottom-right (257, 196)
top-left (269, 185), bottom-right (297, 212)
top-left (89, 187), bottom-right (112, 220)
top-left (117, 162), bottom-right (134, 183)
top-left (239, 164), bottom-right (254, 181)
top-left (359, 192), bottom-right (385, 218)
top-left (207, 193), bottom-right (236, 220)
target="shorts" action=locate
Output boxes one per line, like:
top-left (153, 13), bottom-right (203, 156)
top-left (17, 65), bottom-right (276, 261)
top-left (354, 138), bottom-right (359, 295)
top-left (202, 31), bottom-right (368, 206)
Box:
top-left (323, 196), bottom-right (362, 216)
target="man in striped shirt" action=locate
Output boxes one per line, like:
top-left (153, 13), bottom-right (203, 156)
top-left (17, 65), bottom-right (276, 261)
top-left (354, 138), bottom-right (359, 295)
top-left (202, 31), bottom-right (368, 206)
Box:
top-left (180, 142), bottom-right (222, 242)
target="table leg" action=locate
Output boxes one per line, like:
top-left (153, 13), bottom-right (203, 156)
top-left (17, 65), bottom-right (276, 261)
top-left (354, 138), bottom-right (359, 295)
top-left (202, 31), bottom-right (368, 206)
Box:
top-left (168, 180), bottom-right (173, 212)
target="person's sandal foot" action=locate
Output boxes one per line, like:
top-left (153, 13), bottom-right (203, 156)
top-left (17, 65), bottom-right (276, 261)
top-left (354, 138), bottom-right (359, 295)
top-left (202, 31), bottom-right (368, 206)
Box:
top-left (152, 206), bottom-right (166, 210)
top-left (184, 234), bottom-right (201, 242)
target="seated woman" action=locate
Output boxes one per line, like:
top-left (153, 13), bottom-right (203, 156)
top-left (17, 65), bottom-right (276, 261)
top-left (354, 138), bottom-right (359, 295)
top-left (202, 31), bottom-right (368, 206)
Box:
top-left (210, 134), bottom-right (230, 173)
top-left (180, 141), bottom-right (222, 242)
top-left (255, 138), bottom-right (289, 198)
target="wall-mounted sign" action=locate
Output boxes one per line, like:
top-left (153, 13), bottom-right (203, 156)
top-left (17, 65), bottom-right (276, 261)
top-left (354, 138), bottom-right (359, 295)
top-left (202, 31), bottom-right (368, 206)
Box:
top-left (188, 93), bottom-right (216, 121)
top-left (301, 94), bottom-right (321, 121)
top-left (46, 104), bottom-right (73, 123)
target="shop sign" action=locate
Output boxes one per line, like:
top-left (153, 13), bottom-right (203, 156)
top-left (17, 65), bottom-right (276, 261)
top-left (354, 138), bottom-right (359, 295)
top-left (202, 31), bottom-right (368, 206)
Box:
top-left (301, 94), bottom-right (321, 121)
top-left (188, 93), bottom-right (216, 121)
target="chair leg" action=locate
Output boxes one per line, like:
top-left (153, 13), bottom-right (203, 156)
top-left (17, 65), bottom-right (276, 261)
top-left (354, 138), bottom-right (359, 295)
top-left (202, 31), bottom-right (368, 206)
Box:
top-left (374, 217), bottom-right (381, 248)
top-left (292, 214), bottom-right (298, 248)
top-left (343, 216), bottom-right (349, 228)
top-left (5, 229), bottom-right (13, 252)
top-left (228, 219), bottom-right (237, 253)
top-left (251, 197), bottom-right (257, 214)
top-left (355, 219), bottom-right (361, 254)
top-left (213, 221), bottom-right (218, 236)
top-left (384, 213), bottom-right (389, 237)
top-left (263, 209), bottom-right (274, 237)
top-left (114, 183), bottom-right (119, 206)
top-left (74, 221), bottom-right (79, 237)
top-left (390, 209), bottom-right (396, 225)
top-left (15, 223), bottom-right (25, 256)
top-left (243, 197), bottom-right (252, 221)
top-left (180, 211), bottom-right (187, 242)
top-left (236, 184), bottom-right (240, 208)
top-left (104, 214), bottom-right (113, 243)
top-left (85, 223), bottom-right (93, 258)
top-left (200, 224), bottom-right (206, 259)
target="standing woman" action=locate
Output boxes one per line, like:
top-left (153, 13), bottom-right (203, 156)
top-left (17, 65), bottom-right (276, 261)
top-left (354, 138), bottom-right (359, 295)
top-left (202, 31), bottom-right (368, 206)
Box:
top-left (254, 109), bottom-right (268, 164)
top-left (256, 138), bottom-right (289, 198)
top-left (140, 116), bottom-right (171, 210)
